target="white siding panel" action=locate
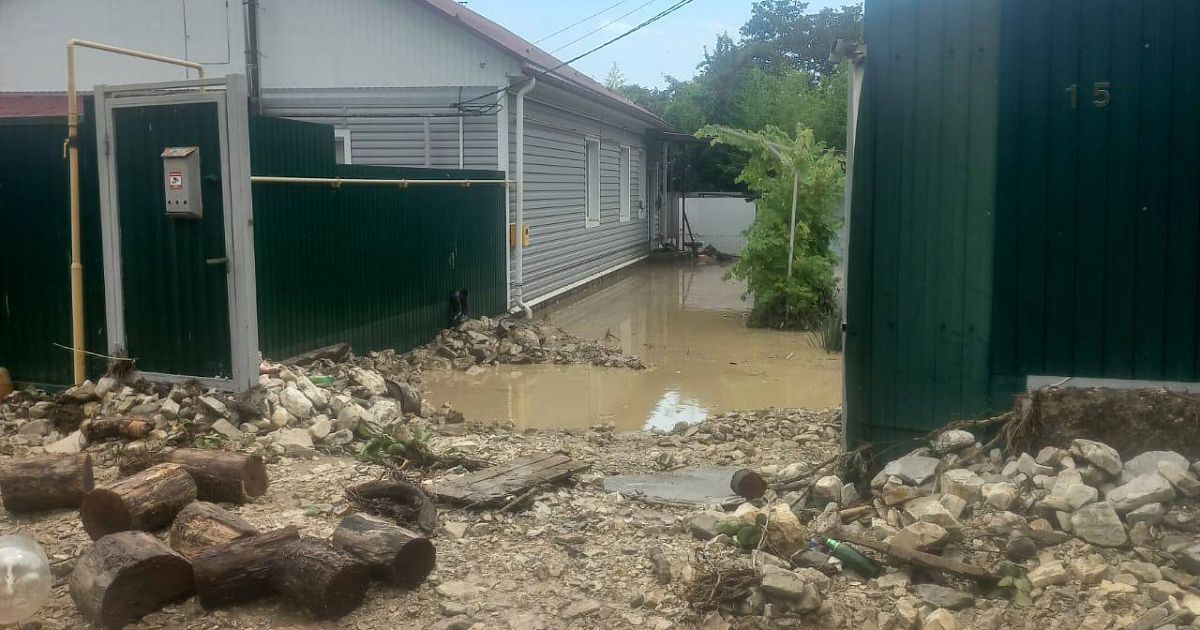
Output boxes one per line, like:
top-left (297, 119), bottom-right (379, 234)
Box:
top-left (0, 0), bottom-right (244, 92)
top-left (261, 87), bottom-right (498, 169)
top-left (258, 0), bottom-right (518, 89)
top-left (512, 96), bottom-right (652, 305)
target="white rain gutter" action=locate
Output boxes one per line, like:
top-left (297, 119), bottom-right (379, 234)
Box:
top-left (512, 77), bottom-right (536, 318)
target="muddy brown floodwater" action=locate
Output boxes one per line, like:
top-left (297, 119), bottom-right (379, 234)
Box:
top-left (423, 258), bottom-right (843, 431)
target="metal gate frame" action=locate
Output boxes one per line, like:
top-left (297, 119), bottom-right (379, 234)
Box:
top-left (94, 74), bottom-right (259, 390)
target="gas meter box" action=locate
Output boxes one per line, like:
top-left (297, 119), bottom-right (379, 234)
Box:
top-left (161, 146), bottom-right (203, 218)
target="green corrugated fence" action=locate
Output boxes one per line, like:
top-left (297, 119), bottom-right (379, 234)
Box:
top-left (249, 115), bottom-right (508, 361)
top-left (0, 107), bottom-right (507, 386)
top-left (846, 0), bottom-right (1200, 455)
top-left (0, 108), bottom-right (108, 387)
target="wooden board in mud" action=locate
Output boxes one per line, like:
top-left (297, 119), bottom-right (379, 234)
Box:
top-left (428, 453), bottom-right (588, 506)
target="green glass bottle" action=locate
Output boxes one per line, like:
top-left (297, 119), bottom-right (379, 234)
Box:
top-left (820, 536), bottom-right (881, 578)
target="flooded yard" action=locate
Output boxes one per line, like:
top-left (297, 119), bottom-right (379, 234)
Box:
top-left (423, 258), bottom-right (842, 431)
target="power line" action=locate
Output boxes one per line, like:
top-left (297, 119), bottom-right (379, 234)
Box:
top-left (455, 0), bottom-right (699, 109)
top-left (549, 0), bottom-right (665, 54)
top-left (533, 0), bottom-right (636, 44)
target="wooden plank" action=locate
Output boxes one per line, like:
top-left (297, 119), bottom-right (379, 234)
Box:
top-left (428, 454), bottom-right (587, 506)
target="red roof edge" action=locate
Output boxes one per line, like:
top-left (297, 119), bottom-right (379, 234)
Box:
top-left (0, 93), bottom-right (83, 118)
top-left (414, 0), bottom-right (671, 130)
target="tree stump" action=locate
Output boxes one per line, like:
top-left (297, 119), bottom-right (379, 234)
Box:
top-left (68, 531), bottom-right (195, 629)
top-left (121, 448), bottom-right (268, 504)
top-left (0, 453), bottom-right (94, 512)
top-left (192, 526), bottom-right (299, 609)
top-left (271, 537), bottom-right (370, 619)
top-left (731, 469), bottom-right (767, 500)
top-left (80, 462), bottom-right (197, 540)
top-left (81, 416), bottom-right (153, 443)
top-left (332, 512), bottom-right (436, 587)
top-left (346, 479), bottom-right (437, 533)
top-left (168, 501), bottom-right (260, 560)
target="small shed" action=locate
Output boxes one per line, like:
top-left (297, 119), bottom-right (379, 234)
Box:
top-left (845, 0), bottom-right (1200, 452)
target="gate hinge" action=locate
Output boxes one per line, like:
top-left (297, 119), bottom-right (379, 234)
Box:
top-left (103, 134), bottom-right (111, 157)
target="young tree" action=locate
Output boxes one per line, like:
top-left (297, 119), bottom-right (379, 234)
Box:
top-left (697, 124), bottom-right (843, 329)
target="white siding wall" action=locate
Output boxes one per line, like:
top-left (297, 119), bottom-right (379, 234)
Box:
top-left (257, 0), bottom-right (518, 89)
top-left (512, 94), bottom-right (651, 305)
top-left (0, 0), bottom-right (245, 92)
top-left (261, 87), bottom-right (498, 169)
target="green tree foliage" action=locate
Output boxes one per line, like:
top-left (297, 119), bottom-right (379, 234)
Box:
top-left (741, 1), bottom-right (864, 77)
top-left (617, 1), bottom-right (862, 191)
top-left (697, 124), bottom-right (843, 329)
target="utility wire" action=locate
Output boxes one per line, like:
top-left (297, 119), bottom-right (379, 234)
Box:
top-left (455, 0), bottom-right (699, 109)
top-left (549, 0), bottom-right (665, 54)
top-left (533, 0), bottom-right (636, 44)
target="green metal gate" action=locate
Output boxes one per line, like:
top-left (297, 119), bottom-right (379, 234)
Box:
top-left (95, 76), bottom-right (259, 389)
top-left (111, 102), bottom-right (231, 377)
top-left (845, 0), bottom-right (1200, 453)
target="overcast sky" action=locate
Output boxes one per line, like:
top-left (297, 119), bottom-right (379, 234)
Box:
top-left (461, 0), bottom-right (849, 88)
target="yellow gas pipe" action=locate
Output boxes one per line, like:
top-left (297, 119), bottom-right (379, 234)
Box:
top-left (65, 39), bottom-right (204, 383)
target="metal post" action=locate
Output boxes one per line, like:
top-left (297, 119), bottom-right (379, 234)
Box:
top-left (65, 39), bottom-right (204, 383)
top-left (787, 172), bottom-right (799, 278)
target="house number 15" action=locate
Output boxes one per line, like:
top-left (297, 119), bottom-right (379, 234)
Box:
top-left (1065, 82), bottom-right (1111, 109)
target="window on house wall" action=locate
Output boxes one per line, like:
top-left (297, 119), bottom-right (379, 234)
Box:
top-left (637, 149), bottom-right (646, 219)
top-left (585, 136), bottom-right (601, 227)
top-left (334, 129), bottom-right (352, 165)
top-left (619, 145), bottom-right (631, 222)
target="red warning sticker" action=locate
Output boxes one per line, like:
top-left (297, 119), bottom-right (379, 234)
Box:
top-left (168, 172), bottom-right (183, 190)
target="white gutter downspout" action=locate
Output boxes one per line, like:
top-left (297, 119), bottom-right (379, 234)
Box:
top-left (513, 77), bottom-right (536, 318)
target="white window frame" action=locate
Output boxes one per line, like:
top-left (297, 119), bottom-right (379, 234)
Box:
top-left (619, 145), bottom-right (631, 222)
top-left (334, 128), bottom-right (352, 165)
top-left (637, 148), bottom-right (646, 219)
top-left (585, 135), bottom-right (601, 227)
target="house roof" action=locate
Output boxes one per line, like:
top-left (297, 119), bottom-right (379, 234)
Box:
top-left (413, 0), bottom-right (670, 129)
top-left (0, 93), bottom-right (79, 118)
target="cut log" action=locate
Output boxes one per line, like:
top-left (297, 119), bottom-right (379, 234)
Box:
top-left (162, 449), bottom-right (268, 503)
top-left (271, 537), bottom-right (370, 619)
top-left (68, 531), bottom-right (195, 629)
top-left (192, 526), bottom-right (299, 609)
top-left (0, 453), bottom-right (94, 512)
top-left (80, 462), bottom-right (198, 540)
top-left (120, 448), bottom-right (268, 504)
top-left (168, 501), bottom-right (260, 560)
top-left (730, 469), bottom-right (767, 500)
top-left (332, 512), bottom-right (435, 587)
top-left (346, 479), bottom-right (438, 533)
top-left (80, 416), bottom-right (153, 443)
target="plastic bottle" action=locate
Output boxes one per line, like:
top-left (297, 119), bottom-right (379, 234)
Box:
top-left (820, 535), bottom-right (882, 578)
top-left (0, 534), bottom-right (52, 624)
